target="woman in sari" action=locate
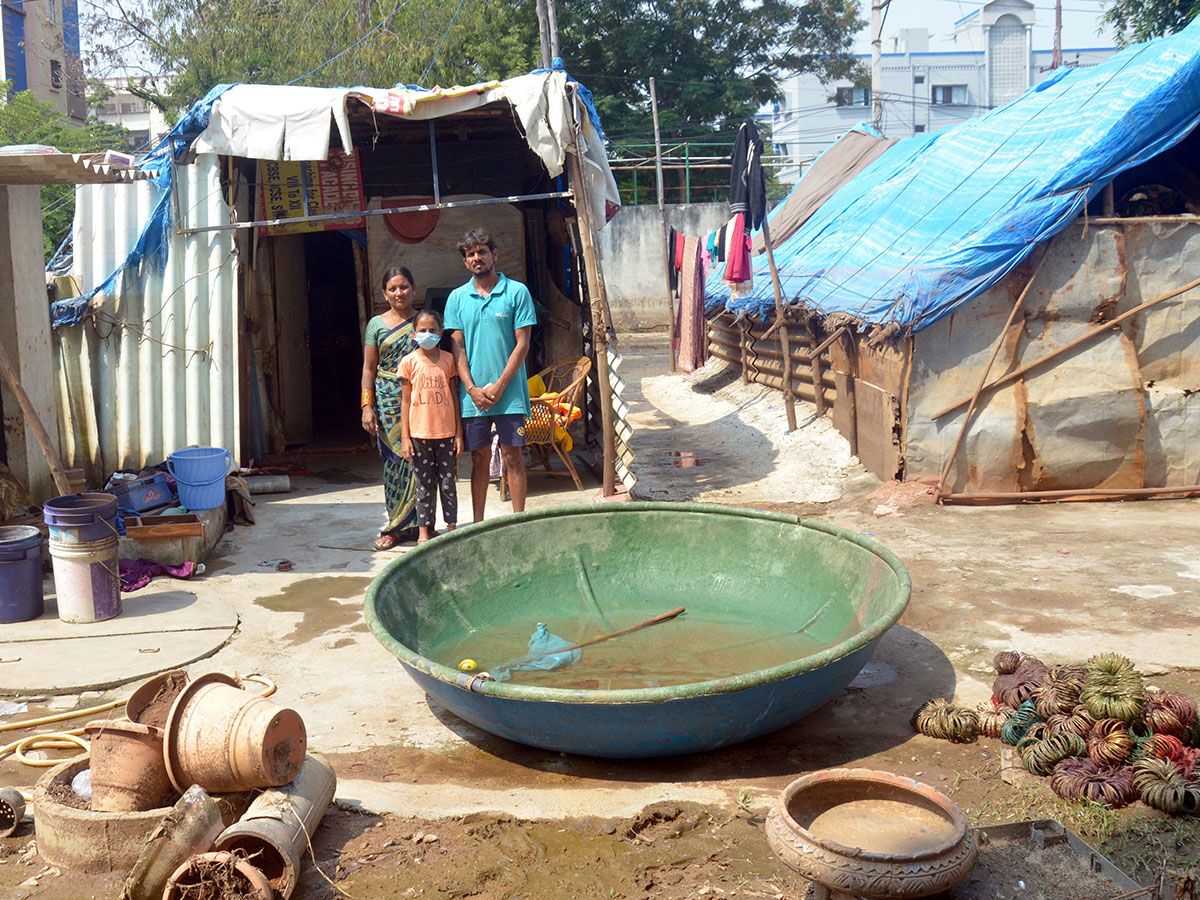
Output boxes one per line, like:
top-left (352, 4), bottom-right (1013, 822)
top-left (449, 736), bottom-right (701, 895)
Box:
top-left (361, 266), bottom-right (420, 550)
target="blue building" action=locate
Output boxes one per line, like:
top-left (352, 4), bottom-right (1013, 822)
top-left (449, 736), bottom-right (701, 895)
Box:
top-left (2, 0), bottom-right (86, 121)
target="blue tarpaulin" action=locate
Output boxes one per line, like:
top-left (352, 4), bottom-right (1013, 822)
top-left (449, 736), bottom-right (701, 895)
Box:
top-left (707, 21), bottom-right (1200, 334)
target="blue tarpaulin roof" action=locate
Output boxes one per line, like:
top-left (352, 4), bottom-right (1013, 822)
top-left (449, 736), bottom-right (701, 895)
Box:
top-left (706, 20), bottom-right (1200, 334)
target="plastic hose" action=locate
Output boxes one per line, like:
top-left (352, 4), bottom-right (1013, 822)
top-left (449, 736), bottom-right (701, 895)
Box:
top-left (0, 698), bottom-right (124, 732)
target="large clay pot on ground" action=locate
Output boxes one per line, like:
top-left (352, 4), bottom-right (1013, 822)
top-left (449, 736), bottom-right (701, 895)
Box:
top-left (164, 672), bottom-right (306, 793)
top-left (85, 720), bottom-right (172, 812)
top-left (766, 768), bottom-right (977, 899)
top-left (161, 851), bottom-right (273, 900)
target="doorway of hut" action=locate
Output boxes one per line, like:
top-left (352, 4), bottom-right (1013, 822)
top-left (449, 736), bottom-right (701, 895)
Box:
top-left (304, 231), bottom-right (366, 448)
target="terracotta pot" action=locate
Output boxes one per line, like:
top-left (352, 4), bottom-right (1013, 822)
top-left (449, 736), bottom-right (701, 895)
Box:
top-left (162, 850), bottom-right (273, 900)
top-left (164, 673), bottom-right (306, 793)
top-left (126, 670), bottom-right (190, 728)
top-left (85, 719), bottom-right (172, 813)
top-left (214, 754), bottom-right (337, 899)
top-left (766, 768), bottom-right (977, 900)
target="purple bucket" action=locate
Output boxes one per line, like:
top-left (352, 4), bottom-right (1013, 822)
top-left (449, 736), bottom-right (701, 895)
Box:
top-left (0, 526), bottom-right (45, 623)
top-left (43, 493), bottom-right (119, 544)
top-left (48, 536), bottom-right (121, 624)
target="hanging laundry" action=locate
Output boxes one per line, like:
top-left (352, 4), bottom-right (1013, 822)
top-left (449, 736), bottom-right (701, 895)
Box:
top-left (729, 120), bottom-right (767, 230)
top-left (723, 213), bottom-right (753, 297)
top-left (675, 236), bottom-right (708, 373)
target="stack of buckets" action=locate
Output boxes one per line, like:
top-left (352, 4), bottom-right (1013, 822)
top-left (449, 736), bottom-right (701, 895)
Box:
top-left (43, 493), bottom-right (121, 623)
top-left (167, 447), bottom-right (232, 511)
top-left (0, 525), bottom-right (45, 623)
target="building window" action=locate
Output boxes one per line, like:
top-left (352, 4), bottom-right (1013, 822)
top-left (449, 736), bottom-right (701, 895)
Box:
top-left (914, 125), bottom-right (927, 133)
top-left (914, 75), bottom-right (925, 84)
top-left (47, 0), bottom-right (57, 23)
top-left (835, 86), bottom-right (871, 107)
top-left (931, 84), bottom-right (968, 105)
top-left (49, 60), bottom-right (63, 90)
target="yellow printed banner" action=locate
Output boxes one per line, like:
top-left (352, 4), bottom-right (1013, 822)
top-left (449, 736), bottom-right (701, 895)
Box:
top-left (256, 149), bottom-right (364, 236)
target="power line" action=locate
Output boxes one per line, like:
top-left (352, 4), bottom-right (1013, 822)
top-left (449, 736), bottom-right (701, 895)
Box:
top-left (422, 0), bottom-right (468, 84)
top-left (286, 0), bottom-right (415, 86)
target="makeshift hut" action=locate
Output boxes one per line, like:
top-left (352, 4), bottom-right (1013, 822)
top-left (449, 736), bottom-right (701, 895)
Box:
top-left (705, 21), bottom-right (1200, 501)
top-left (50, 69), bottom-right (630, 493)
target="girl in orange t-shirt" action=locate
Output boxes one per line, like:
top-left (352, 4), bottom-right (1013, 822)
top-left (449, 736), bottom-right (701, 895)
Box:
top-left (400, 310), bottom-right (464, 543)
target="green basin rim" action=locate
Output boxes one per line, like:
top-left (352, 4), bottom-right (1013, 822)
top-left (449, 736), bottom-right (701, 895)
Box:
top-left (364, 502), bottom-right (912, 705)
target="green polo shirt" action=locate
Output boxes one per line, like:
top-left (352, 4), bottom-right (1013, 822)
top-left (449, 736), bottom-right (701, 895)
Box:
top-left (444, 273), bottom-right (538, 418)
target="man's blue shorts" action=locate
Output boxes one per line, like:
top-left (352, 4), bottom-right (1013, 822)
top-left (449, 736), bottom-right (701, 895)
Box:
top-left (463, 413), bottom-right (527, 452)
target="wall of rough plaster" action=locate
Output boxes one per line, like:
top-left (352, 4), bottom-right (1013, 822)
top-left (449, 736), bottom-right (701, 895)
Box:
top-left (904, 222), bottom-right (1200, 493)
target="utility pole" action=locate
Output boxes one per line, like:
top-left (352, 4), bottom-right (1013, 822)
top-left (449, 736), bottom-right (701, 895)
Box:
top-left (534, 0), bottom-right (552, 68)
top-left (1052, 0), bottom-right (1063, 68)
top-left (871, 0), bottom-right (884, 131)
top-left (545, 0), bottom-right (561, 62)
top-left (650, 77), bottom-right (676, 372)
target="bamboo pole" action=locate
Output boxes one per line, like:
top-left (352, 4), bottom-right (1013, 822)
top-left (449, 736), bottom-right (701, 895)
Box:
top-left (760, 217), bottom-right (797, 429)
top-left (807, 322), bottom-right (826, 416)
top-left (933, 251), bottom-right (1048, 502)
top-left (0, 336), bottom-right (71, 496)
top-left (565, 89), bottom-right (618, 496)
top-left (943, 485), bottom-right (1200, 503)
top-left (649, 77), bottom-right (676, 373)
top-left (931, 274), bottom-right (1200, 421)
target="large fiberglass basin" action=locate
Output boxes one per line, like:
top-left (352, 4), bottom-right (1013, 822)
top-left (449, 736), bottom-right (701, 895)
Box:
top-left (365, 503), bottom-right (910, 758)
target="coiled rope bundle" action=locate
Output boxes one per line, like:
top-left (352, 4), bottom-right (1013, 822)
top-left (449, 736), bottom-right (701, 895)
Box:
top-left (1087, 718), bottom-right (1136, 767)
top-left (1000, 701), bottom-right (1041, 746)
top-left (1034, 664), bottom-right (1087, 718)
top-left (1020, 732), bottom-right (1087, 777)
top-left (1050, 757), bottom-right (1137, 807)
top-left (1145, 691), bottom-right (1199, 739)
top-left (912, 699), bottom-right (980, 744)
top-left (1081, 653), bottom-right (1146, 724)
top-left (1132, 758), bottom-right (1200, 815)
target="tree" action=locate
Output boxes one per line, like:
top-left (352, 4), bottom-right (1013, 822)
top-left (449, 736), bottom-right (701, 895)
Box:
top-left (0, 86), bottom-right (131, 257)
top-left (1101, 0), bottom-right (1200, 45)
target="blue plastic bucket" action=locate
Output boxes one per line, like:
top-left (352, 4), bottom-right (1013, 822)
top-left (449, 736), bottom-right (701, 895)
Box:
top-left (0, 526), bottom-right (45, 623)
top-left (167, 447), bottom-right (232, 511)
top-left (43, 493), bottom-right (119, 544)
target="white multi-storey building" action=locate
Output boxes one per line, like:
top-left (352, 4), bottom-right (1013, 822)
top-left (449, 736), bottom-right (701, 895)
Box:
top-left (770, 0), bottom-right (1114, 182)
top-left (95, 76), bottom-right (172, 151)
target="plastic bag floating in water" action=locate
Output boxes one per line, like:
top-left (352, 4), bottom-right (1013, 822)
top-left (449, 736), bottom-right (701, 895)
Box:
top-left (492, 623), bottom-right (581, 682)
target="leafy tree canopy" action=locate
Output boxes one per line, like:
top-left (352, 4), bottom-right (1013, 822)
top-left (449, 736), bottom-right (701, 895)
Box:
top-left (1101, 0), bottom-right (1200, 45)
top-left (0, 85), bottom-right (131, 257)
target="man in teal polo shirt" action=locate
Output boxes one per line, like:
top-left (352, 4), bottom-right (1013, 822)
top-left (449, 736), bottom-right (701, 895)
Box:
top-left (445, 229), bottom-right (538, 522)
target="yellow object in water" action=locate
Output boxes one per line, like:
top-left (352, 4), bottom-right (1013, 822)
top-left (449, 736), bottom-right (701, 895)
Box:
top-left (458, 658), bottom-right (478, 672)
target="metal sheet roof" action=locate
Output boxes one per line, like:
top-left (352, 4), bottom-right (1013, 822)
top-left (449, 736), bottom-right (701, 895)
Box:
top-left (0, 151), bottom-right (146, 184)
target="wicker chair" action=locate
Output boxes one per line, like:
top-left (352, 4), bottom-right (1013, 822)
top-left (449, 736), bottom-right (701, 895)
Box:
top-left (502, 356), bottom-right (592, 495)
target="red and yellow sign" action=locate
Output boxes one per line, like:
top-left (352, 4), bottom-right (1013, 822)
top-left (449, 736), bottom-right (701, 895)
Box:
top-left (256, 149), bottom-right (364, 236)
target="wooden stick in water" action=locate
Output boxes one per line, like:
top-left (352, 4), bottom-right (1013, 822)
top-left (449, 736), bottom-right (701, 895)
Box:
top-left (496, 606), bottom-right (687, 670)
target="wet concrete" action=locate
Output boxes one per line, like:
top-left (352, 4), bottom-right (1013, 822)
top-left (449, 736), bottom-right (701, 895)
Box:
top-left (253, 575), bottom-right (374, 646)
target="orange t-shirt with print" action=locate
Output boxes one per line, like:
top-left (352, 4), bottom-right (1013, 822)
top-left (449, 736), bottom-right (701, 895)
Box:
top-left (399, 350), bottom-right (458, 439)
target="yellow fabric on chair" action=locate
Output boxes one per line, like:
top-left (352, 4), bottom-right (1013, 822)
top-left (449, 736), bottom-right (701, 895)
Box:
top-left (527, 374), bottom-right (547, 397)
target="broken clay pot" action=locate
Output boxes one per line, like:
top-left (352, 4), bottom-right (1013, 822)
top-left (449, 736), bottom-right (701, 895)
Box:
top-left (85, 720), bottom-right (172, 812)
top-left (161, 850), bottom-right (272, 900)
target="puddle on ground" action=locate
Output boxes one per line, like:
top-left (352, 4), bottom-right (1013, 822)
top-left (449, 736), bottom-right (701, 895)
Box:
top-left (253, 575), bottom-right (373, 645)
top-left (670, 451), bottom-right (716, 468)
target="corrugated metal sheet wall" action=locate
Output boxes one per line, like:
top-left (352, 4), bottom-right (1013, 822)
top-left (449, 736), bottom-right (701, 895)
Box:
top-left (56, 155), bottom-right (239, 482)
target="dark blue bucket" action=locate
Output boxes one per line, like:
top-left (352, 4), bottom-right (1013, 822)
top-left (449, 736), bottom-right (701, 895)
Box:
top-left (42, 493), bottom-right (119, 544)
top-left (167, 447), bottom-right (232, 511)
top-left (0, 526), bottom-right (45, 623)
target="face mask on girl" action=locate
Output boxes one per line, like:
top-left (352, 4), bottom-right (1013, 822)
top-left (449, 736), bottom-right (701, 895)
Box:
top-left (413, 331), bottom-right (440, 350)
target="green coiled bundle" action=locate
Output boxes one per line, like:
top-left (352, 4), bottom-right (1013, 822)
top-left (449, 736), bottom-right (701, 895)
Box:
top-left (1145, 691), bottom-right (1199, 738)
top-left (1087, 718), bottom-right (1136, 767)
top-left (976, 703), bottom-right (1013, 739)
top-left (1045, 704), bottom-right (1094, 740)
top-left (1034, 664), bottom-right (1087, 718)
top-left (1020, 732), bottom-right (1088, 777)
top-left (1000, 701), bottom-right (1040, 746)
top-left (1132, 758), bottom-right (1200, 815)
top-left (912, 698), bottom-right (980, 743)
top-left (1081, 653), bottom-right (1146, 724)
top-left (1050, 757), bottom-right (1137, 808)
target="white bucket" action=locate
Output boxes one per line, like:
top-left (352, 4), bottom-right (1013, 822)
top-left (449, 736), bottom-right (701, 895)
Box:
top-left (49, 536), bottom-right (121, 623)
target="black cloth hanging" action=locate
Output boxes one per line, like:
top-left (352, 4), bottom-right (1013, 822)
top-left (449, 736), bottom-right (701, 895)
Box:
top-left (729, 120), bottom-right (766, 231)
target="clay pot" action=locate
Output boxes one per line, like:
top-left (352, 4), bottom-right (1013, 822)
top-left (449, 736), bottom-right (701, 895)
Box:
top-left (126, 670), bottom-right (189, 728)
top-left (164, 673), bottom-right (306, 793)
top-left (0, 787), bottom-right (25, 837)
top-left (162, 850), bottom-right (273, 900)
top-left (766, 768), bottom-right (977, 900)
top-left (85, 720), bottom-right (172, 813)
top-left (214, 754), bottom-right (337, 899)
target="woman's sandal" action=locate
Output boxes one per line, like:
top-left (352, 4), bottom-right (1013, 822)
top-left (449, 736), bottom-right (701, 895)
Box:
top-left (373, 534), bottom-right (399, 551)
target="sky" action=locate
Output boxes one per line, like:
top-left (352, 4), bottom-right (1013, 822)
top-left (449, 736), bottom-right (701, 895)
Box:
top-left (850, 0), bottom-right (1116, 54)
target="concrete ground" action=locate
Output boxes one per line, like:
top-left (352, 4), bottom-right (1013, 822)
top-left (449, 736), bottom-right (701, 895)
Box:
top-left (5, 341), bottom-right (1199, 826)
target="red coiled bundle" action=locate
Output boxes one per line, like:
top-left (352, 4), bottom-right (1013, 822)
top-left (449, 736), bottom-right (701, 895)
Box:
top-left (1050, 757), bottom-right (1137, 807)
top-left (1087, 718), bottom-right (1135, 767)
top-left (994, 653), bottom-right (1050, 709)
top-left (1145, 691), bottom-right (1199, 738)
